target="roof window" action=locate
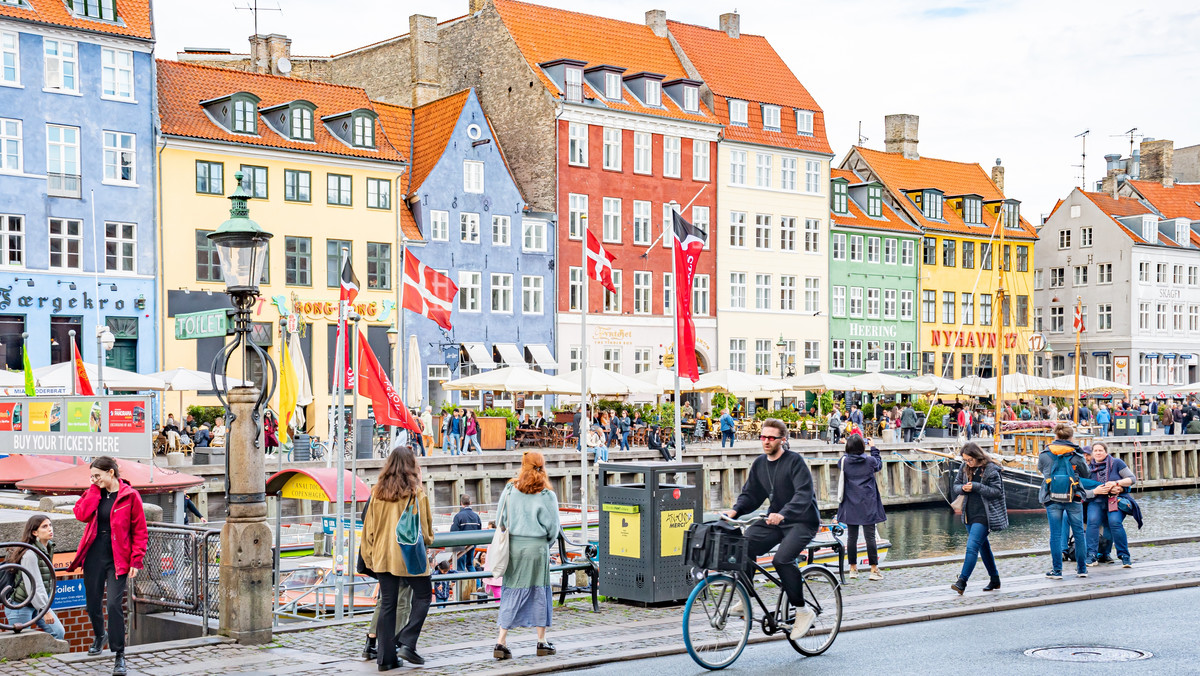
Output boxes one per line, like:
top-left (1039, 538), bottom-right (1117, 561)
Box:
top-left (831, 179), bottom-right (849, 215)
top-left (795, 109), bottom-right (813, 136)
top-left (605, 72), bottom-right (622, 101)
top-left (683, 85), bottom-right (698, 113)
top-left (321, 108), bottom-right (379, 149)
top-left (564, 66), bottom-right (583, 103)
top-left (728, 99), bottom-right (747, 126)
top-left (921, 190), bottom-right (944, 220)
top-left (867, 185), bottom-right (882, 218)
top-left (645, 79), bottom-right (661, 107)
top-left (68, 0), bottom-right (116, 21)
top-left (762, 104), bottom-right (780, 131)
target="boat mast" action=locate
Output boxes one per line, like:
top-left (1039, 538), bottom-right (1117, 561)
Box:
top-left (993, 209), bottom-right (1007, 456)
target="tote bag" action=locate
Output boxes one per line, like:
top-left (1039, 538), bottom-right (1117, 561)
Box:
top-left (395, 496), bottom-right (429, 575)
top-left (485, 487), bottom-right (512, 577)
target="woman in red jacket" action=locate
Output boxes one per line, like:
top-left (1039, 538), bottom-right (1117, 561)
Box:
top-left (69, 457), bottom-right (148, 676)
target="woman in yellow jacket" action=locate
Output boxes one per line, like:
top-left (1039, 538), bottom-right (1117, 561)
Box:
top-left (360, 447), bottom-right (434, 670)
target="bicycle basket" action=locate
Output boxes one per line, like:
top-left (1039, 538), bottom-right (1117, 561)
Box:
top-left (685, 522), bottom-right (748, 571)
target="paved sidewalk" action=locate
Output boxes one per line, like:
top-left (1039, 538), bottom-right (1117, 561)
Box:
top-left (4, 539), bottom-right (1199, 676)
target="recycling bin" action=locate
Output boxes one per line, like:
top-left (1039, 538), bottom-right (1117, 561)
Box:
top-left (598, 461), bottom-right (702, 604)
top-left (1113, 412), bottom-right (1133, 436)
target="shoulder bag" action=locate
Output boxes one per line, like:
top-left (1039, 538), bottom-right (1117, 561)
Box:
top-left (836, 456), bottom-right (846, 505)
top-left (356, 497), bottom-right (376, 578)
top-left (485, 486), bottom-right (512, 577)
top-left (395, 494), bottom-right (429, 575)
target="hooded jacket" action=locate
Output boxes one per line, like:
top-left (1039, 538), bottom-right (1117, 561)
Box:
top-left (69, 479), bottom-right (149, 576)
top-left (836, 446), bottom-right (886, 525)
top-left (951, 461), bottom-right (1008, 532)
top-left (1037, 440), bottom-right (1095, 505)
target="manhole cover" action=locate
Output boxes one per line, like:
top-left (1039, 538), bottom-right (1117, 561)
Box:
top-left (1025, 646), bottom-right (1152, 663)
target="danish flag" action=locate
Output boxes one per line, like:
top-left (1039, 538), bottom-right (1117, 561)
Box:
top-left (585, 229), bottom-right (617, 294)
top-left (1073, 304), bottom-right (1086, 333)
top-left (403, 252), bottom-right (459, 330)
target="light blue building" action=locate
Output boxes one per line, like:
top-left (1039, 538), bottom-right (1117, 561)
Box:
top-left (0, 0), bottom-right (157, 374)
top-left (400, 89), bottom-right (557, 411)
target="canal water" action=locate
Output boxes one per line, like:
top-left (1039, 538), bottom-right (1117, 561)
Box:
top-left (877, 487), bottom-right (1200, 561)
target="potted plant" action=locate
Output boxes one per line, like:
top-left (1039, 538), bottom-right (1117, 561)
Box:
top-left (923, 404), bottom-right (953, 437)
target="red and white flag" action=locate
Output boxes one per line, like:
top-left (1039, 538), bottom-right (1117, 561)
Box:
top-left (336, 256), bottom-right (359, 389)
top-left (403, 252), bottom-right (459, 330)
top-left (357, 332), bottom-right (421, 434)
top-left (672, 211), bottom-right (707, 383)
top-left (585, 229), bottom-right (617, 294)
top-left (72, 340), bottom-right (94, 396)
top-left (1073, 304), bottom-right (1086, 333)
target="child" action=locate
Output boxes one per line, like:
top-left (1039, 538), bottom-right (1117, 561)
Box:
top-left (433, 559), bottom-right (453, 603)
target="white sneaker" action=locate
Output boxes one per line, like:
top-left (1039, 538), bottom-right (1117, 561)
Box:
top-left (847, 569), bottom-right (858, 579)
top-left (868, 571), bottom-right (883, 581)
top-left (790, 607), bottom-right (816, 640)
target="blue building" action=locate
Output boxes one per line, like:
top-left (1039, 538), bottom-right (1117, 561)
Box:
top-left (394, 89), bottom-right (557, 412)
top-left (0, 0), bottom-right (157, 374)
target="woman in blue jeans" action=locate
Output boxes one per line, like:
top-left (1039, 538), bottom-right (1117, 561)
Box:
top-left (950, 442), bottom-right (1008, 593)
top-left (4, 514), bottom-right (64, 640)
top-left (1039, 423), bottom-right (1095, 579)
top-left (1085, 442), bottom-right (1137, 566)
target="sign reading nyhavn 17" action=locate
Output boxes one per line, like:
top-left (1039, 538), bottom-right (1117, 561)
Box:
top-left (175, 309), bottom-right (231, 340)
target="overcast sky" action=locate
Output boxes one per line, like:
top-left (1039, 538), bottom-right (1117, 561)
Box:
top-left (154, 0), bottom-right (1200, 220)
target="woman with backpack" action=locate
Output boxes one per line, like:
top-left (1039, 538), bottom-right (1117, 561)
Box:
top-left (837, 435), bottom-right (886, 581)
top-left (69, 457), bottom-right (149, 676)
top-left (949, 442), bottom-right (1008, 593)
top-left (360, 447), bottom-right (434, 670)
top-left (4, 514), bottom-right (64, 640)
top-left (1039, 423), bottom-right (1094, 580)
top-left (493, 451), bottom-right (561, 661)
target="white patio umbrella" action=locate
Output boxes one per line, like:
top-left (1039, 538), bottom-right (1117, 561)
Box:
top-left (847, 372), bottom-right (934, 394)
top-left (1049, 375), bottom-right (1131, 395)
top-left (558, 367), bottom-right (664, 397)
top-left (952, 375), bottom-right (996, 396)
top-left (406, 334), bottom-right (422, 405)
top-left (915, 374), bottom-right (993, 397)
top-left (0, 370), bottom-right (26, 388)
top-left (150, 367), bottom-right (251, 421)
top-left (35, 362), bottom-right (166, 391)
top-left (441, 366), bottom-right (576, 394)
top-left (1171, 381), bottom-right (1200, 395)
top-left (633, 367), bottom-right (720, 393)
top-left (696, 369), bottom-right (789, 396)
top-left (998, 372), bottom-right (1058, 396)
top-left (783, 371), bottom-right (857, 393)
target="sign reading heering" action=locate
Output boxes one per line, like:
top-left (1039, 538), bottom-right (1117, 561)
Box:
top-left (175, 309), bottom-right (230, 340)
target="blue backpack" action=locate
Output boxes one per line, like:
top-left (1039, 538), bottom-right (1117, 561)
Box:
top-left (1045, 453), bottom-right (1080, 503)
top-left (395, 497), bottom-right (428, 574)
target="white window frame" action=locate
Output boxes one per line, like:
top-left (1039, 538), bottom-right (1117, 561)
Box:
top-left (883, 238), bottom-right (897, 264)
top-left (0, 118), bottom-right (21, 173)
top-left (522, 219), bottom-right (546, 252)
top-left (692, 139), bottom-right (709, 181)
top-left (754, 214), bottom-right (771, 250)
top-left (490, 272), bottom-right (513, 314)
top-left (1098, 303), bottom-right (1113, 331)
top-left (632, 200), bottom-right (652, 245)
top-left (780, 275), bottom-right (796, 311)
top-left (849, 234), bottom-right (864, 262)
top-left (693, 274), bottom-right (710, 316)
top-left (0, 214), bottom-right (23, 267)
top-left (633, 348), bottom-right (651, 374)
top-left (728, 99), bottom-right (748, 125)
top-left (46, 124), bottom-right (79, 188)
top-left (804, 277), bottom-right (821, 313)
top-left (568, 193), bottom-right (587, 240)
top-left (633, 132), bottom-right (651, 174)
top-left (1, 30), bottom-right (18, 87)
top-left (780, 156), bottom-right (797, 191)
top-left (603, 348), bottom-right (622, 373)
top-left (755, 153), bottom-right (772, 188)
top-left (780, 216), bottom-right (797, 252)
top-left (831, 340), bottom-right (845, 370)
top-left (729, 338), bottom-right (747, 372)
top-left (755, 339), bottom-right (772, 375)
top-left (645, 79), bottom-right (661, 107)
top-left (633, 271), bottom-right (652, 315)
top-left (463, 160), bottom-right (484, 193)
top-left (883, 289), bottom-right (897, 319)
top-left (604, 71), bottom-right (622, 101)
top-left (901, 240), bottom-right (915, 266)
top-left (104, 221), bottom-right (136, 273)
top-left (429, 210), bottom-right (449, 241)
top-left (832, 286), bottom-right (846, 318)
top-left (762, 104), bottom-right (781, 130)
top-left (604, 270), bottom-right (622, 313)
top-left (866, 236), bottom-right (880, 264)
top-left (691, 206), bottom-right (710, 251)
top-left (602, 197), bottom-right (622, 243)
top-left (849, 286), bottom-right (864, 318)
top-left (900, 290), bottom-right (914, 321)
top-left (804, 159), bottom-right (821, 194)
top-left (730, 272), bottom-right (747, 309)
top-left (521, 275), bottom-right (544, 314)
top-left (832, 232), bottom-right (846, 260)
top-left (102, 131), bottom-right (135, 185)
top-left (458, 271), bottom-right (481, 312)
top-left (568, 267), bottom-right (582, 312)
top-left (663, 136), bottom-right (681, 178)
top-left (602, 127), bottom-right (621, 171)
top-left (663, 272), bottom-right (673, 313)
top-left (43, 39), bottom-right (78, 94)
top-left (755, 273), bottom-right (771, 310)
top-left (730, 149), bottom-right (746, 185)
top-left (491, 214), bottom-right (511, 246)
top-left (683, 85), bottom-right (699, 113)
top-left (460, 212), bottom-right (481, 244)
top-left (795, 109), bottom-right (813, 135)
top-left (568, 122), bottom-right (588, 166)
top-left (48, 217), bottom-right (82, 270)
top-left (101, 47), bottom-right (134, 101)
top-left (729, 211), bottom-right (746, 248)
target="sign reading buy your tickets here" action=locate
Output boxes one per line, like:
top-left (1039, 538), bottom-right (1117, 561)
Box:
top-left (0, 396), bottom-right (153, 458)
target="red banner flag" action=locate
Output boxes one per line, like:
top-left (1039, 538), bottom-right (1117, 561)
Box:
top-left (72, 340), bottom-right (94, 396)
top-left (672, 211), bottom-right (706, 382)
top-left (585, 229), bottom-right (617, 294)
top-left (403, 252), bottom-right (459, 330)
top-left (357, 332), bottom-right (421, 435)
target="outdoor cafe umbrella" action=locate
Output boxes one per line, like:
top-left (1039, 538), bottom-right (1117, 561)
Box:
top-left (914, 374), bottom-right (991, 397)
top-left (952, 375), bottom-right (997, 397)
top-left (407, 334), bottom-right (422, 406)
top-left (33, 362), bottom-right (166, 391)
top-left (1171, 381), bottom-right (1200, 396)
top-left (998, 372), bottom-right (1058, 396)
top-left (633, 367), bottom-right (719, 393)
top-left (696, 369), bottom-right (789, 396)
top-left (441, 366), bottom-right (576, 394)
top-left (1049, 375), bottom-right (1131, 396)
top-left (846, 372), bottom-right (934, 395)
top-left (559, 367), bottom-right (663, 397)
top-left (0, 370), bottom-right (25, 388)
top-left (150, 367), bottom-right (251, 420)
top-left (783, 371), bottom-right (857, 393)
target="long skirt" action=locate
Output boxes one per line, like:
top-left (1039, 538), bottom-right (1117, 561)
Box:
top-left (498, 535), bottom-right (553, 629)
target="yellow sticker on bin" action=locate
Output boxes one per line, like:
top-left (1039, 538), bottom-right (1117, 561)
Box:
top-left (602, 504), bottom-right (640, 513)
top-left (609, 511), bottom-right (640, 558)
top-left (660, 509), bottom-right (694, 557)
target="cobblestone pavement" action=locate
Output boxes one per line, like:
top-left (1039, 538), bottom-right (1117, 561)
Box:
top-left (4, 540), bottom-right (1198, 676)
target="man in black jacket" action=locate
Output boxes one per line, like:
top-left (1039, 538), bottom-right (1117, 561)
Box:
top-left (722, 418), bottom-right (820, 641)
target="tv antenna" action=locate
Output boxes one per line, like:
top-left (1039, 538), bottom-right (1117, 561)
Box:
top-left (1109, 127), bottom-right (1142, 160)
top-left (233, 0), bottom-right (282, 37)
top-left (857, 121), bottom-right (868, 146)
top-left (1074, 129), bottom-right (1089, 188)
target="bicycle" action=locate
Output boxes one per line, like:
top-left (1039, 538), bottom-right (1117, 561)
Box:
top-left (681, 514), bottom-right (843, 670)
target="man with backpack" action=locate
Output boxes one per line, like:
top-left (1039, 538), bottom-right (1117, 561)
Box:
top-left (1039, 423), bottom-right (1096, 580)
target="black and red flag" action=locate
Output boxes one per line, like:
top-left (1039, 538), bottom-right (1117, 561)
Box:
top-left (672, 211), bottom-right (706, 382)
top-left (337, 256), bottom-right (360, 389)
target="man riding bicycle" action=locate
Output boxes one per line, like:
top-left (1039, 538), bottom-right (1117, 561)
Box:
top-left (721, 418), bottom-right (820, 641)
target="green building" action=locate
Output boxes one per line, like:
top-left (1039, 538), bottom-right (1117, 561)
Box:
top-left (827, 168), bottom-right (922, 376)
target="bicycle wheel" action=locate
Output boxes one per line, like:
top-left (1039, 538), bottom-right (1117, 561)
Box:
top-left (783, 565), bottom-right (842, 657)
top-left (682, 574), bottom-right (752, 670)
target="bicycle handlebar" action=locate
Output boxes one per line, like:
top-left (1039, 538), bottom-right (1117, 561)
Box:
top-left (719, 512), bottom-right (765, 526)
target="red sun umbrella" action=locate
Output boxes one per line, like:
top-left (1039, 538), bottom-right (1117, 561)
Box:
top-left (266, 467), bottom-right (372, 503)
top-left (16, 458), bottom-right (205, 495)
top-left (0, 455), bottom-right (81, 487)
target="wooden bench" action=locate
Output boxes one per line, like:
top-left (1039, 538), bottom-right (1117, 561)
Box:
top-left (428, 529), bottom-right (599, 611)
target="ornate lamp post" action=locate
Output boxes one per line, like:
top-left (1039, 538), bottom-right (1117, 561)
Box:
top-left (210, 172), bottom-right (277, 644)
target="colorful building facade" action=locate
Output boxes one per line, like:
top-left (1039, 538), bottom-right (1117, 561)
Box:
top-left (0, 0), bottom-right (157, 374)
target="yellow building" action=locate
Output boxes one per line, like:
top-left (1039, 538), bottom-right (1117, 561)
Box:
top-left (842, 116), bottom-right (1039, 379)
top-left (156, 60), bottom-right (417, 439)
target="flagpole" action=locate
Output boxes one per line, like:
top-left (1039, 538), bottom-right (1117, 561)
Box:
top-left (333, 246), bottom-right (347, 620)
top-left (1074, 296), bottom-right (1082, 425)
top-left (579, 214), bottom-right (590, 536)
top-left (394, 233), bottom-right (408, 450)
top-left (69, 331), bottom-right (77, 396)
top-left (278, 320), bottom-right (287, 474)
top-left (670, 205), bottom-right (682, 460)
top-left (349, 313), bottom-right (359, 613)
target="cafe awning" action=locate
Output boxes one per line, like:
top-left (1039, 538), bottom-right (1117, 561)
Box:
top-left (526, 344), bottom-right (559, 370)
top-left (16, 459), bottom-right (203, 495)
top-left (494, 343), bottom-right (525, 367)
top-left (461, 342), bottom-right (496, 369)
top-left (266, 467), bottom-right (372, 502)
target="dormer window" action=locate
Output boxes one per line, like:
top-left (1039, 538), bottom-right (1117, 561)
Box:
top-left (762, 104), bottom-right (781, 131)
top-left (683, 86), bottom-right (698, 113)
top-left (1004, 201), bottom-right (1021, 229)
top-left (232, 97), bottom-right (257, 134)
top-left (645, 79), bottom-right (661, 107)
top-left (1142, 217), bottom-right (1157, 242)
top-left (564, 66), bottom-right (583, 103)
top-left (922, 190), bottom-right (944, 220)
top-left (963, 196), bottom-right (982, 224)
top-left (729, 99), bottom-right (747, 126)
top-left (604, 72), bottom-right (622, 101)
top-left (291, 107), bottom-right (313, 141)
top-left (322, 108), bottom-right (379, 150)
top-left (795, 110), bottom-right (814, 136)
top-left (831, 181), bottom-right (849, 215)
top-left (1176, 220), bottom-right (1189, 247)
top-left (353, 114), bottom-right (374, 147)
top-left (867, 185), bottom-right (882, 218)
top-left (68, 0), bottom-right (116, 21)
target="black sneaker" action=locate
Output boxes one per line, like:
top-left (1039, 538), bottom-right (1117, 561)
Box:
top-left (397, 645), bottom-right (424, 666)
top-left (494, 644), bottom-right (512, 661)
top-left (88, 633), bottom-right (108, 656)
top-left (537, 641), bottom-right (557, 656)
top-left (1045, 570), bottom-right (1063, 580)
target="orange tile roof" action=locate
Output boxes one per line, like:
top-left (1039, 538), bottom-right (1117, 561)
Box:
top-left (1078, 190), bottom-right (1156, 245)
top-left (491, 0), bottom-right (717, 126)
top-left (0, 0), bottom-right (152, 41)
top-left (830, 169), bottom-right (919, 235)
top-left (666, 20), bottom-right (830, 155)
top-left (1125, 180), bottom-right (1200, 221)
top-left (157, 60), bottom-right (408, 164)
top-left (369, 101), bottom-right (421, 240)
top-left (407, 90), bottom-right (471, 193)
top-left (850, 146), bottom-right (1038, 240)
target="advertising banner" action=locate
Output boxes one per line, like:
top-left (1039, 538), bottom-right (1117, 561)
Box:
top-left (0, 396), bottom-right (152, 458)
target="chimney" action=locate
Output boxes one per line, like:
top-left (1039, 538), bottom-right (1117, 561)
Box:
top-left (884, 113), bottom-right (919, 160)
top-left (991, 158), bottom-right (1005, 192)
top-left (249, 34), bottom-right (292, 75)
top-left (645, 9), bottom-right (667, 37)
top-left (409, 14), bottom-right (440, 107)
top-left (1140, 138), bottom-right (1174, 188)
top-left (468, 0), bottom-right (491, 14)
top-left (719, 12), bottom-right (739, 39)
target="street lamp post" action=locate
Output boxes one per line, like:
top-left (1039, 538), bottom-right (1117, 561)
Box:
top-left (96, 325), bottom-right (114, 393)
top-left (209, 172), bottom-right (277, 645)
top-left (775, 334), bottom-right (788, 409)
top-left (386, 322), bottom-right (399, 446)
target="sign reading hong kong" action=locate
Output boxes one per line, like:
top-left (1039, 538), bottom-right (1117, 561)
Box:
top-left (0, 396), bottom-right (153, 458)
top-left (268, 296), bottom-right (396, 323)
top-left (929, 330), bottom-right (1020, 349)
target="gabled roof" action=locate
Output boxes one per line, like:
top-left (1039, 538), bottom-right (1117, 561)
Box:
top-left (157, 60), bottom-right (408, 164)
top-left (848, 146), bottom-right (1039, 240)
top-left (666, 20), bottom-right (830, 155)
top-left (368, 101), bottom-right (420, 240)
top-left (407, 90), bottom-right (471, 193)
top-left (491, 0), bottom-right (717, 126)
top-left (830, 168), bottom-right (920, 235)
top-left (1124, 180), bottom-right (1200, 221)
top-left (0, 0), bottom-right (152, 41)
top-left (1078, 190), bottom-right (1155, 245)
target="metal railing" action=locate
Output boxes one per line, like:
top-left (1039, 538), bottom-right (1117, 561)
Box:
top-left (0, 542), bottom-right (55, 632)
top-left (130, 523), bottom-right (220, 635)
top-left (47, 173), bottom-right (81, 198)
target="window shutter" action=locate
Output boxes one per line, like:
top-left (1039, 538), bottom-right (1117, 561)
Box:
top-left (45, 55), bottom-right (62, 89)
